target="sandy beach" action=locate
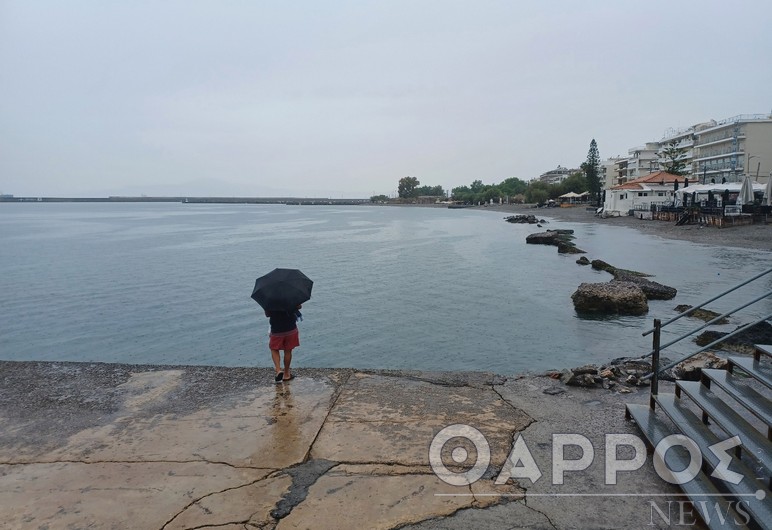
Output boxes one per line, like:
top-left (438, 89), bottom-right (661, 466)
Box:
top-left (481, 203), bottom-right (772, 252)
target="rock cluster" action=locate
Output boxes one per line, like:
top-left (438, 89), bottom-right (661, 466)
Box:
top-left (569, 258), bottom-right (678, 315)
top-left (551, 357), bottom-right (673, 391)
top-left (548, 353), bottom-right (739, 392)
top-left (519, 222), bottom-right (678, 316)
top-left (672, 352), bottom-right (728, 381)
top-left (505, 214), bottom-right (544, 224)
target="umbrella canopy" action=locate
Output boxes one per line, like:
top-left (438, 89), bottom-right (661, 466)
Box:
top-left (251, 268), bottom-right (313, 311)
top-left (765, 177), bottom-right (772, 207)
top-left (738, 176), bottom-right (755, 205)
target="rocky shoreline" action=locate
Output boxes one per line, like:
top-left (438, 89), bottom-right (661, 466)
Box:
top-left (500, 203), bottom-right (772, 388)
top-left (486, 203), bottom-right (772, 251)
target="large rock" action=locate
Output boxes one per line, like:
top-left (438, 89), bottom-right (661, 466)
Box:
top-left (674, 304), bottom-right (729, 324)
top-left (590, 259), bottom-right (676, 300)
top-left (571, 282), bottom-right (649, 315)
top-left (526, 230), bottom-right (585, 254)
top-left (694, 321), bottom-right (772, 355)
top-left (612, 273), bottom-right (677, 300)
top-left (526, 230), bottom-right (564, 245)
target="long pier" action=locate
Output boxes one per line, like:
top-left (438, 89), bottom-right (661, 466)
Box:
top-left (0, 196), bottom-right (371, 205)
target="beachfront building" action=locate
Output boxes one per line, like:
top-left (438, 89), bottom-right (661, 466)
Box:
top-left (602, 171), bottom-right (687, 217)
top-left (609, 144), bottom-right (659, 187)
top-left (691, 114), bottom-right (772, 184)
top-left (613, 158), bottom-right (629, 186)
top-left (600, 157), bottom-right (624, 189)
top-left (626, 143), bottom-right (660, 179)
top-left (538, 166), bottom-right (576, 185)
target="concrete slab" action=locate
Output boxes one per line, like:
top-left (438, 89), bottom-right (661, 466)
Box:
top-left (0, 361), bottom-right (696, 529)
top-left (0, 461), bottom-right (270, 529)
top-left (311, 372), bottom-right (532, 468)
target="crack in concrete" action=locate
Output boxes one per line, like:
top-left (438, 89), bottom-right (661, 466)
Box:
top-left (269, 459), bottom-right (339, 520)
top-left (358, 369), bottom-right (506, 389)
top-left (326, 463), bottom-right (435, 475)
top-left (160, 477), bottom-right (271, 530)
top-left (521, 498), bottom-right (559, 530)
top-left (303, 371), bottom-right (352, 463)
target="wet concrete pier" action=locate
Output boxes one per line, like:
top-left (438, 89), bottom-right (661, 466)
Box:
top-left (0, 361), bottom-right (686, 529)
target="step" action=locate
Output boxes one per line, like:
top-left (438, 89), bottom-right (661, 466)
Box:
top-left (727, 356), bottom-right (772, 390)
top-left (701, 369), bottom-right (772, 428)
top-left (653, 394), bottom-right (772, 529)
top-left (754, 344), bottom-right (772, 362)
top-left (677, 381), bottom-right (772, 479)
top-left (625, 404), bottom-right (750, 529)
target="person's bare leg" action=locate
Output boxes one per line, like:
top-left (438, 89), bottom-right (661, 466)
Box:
top-left (271, 349), bottom-right (282, 376)
top-left (283, 349), bottom-right (293, 380)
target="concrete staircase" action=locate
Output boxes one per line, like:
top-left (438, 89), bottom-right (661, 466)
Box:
top-left (626, 344), bottom-right (772, 530)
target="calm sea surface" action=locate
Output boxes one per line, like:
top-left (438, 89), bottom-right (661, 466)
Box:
top-left (1, 202), bottom-right (770, 375)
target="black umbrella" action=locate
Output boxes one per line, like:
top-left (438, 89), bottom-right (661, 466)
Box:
top-left (251, 268), bottom-right (313, 311)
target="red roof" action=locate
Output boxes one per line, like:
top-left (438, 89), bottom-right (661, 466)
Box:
top-left (612, 171), bottom-right (688, 190)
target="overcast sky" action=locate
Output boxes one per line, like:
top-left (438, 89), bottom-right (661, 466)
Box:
top-left (1, 1), bottom-right (771, 198)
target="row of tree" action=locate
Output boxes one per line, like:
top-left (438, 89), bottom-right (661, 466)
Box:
top-left (374, 139), bottom-right (666, 207)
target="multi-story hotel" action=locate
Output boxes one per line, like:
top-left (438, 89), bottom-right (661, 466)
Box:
top-left (691, 114), bottom-right (772, 183)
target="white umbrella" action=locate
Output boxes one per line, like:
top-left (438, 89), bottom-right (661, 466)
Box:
top-left (738, 176), bottom-right (755, 205)
top-left (764, 176), bottom-right (772, 206)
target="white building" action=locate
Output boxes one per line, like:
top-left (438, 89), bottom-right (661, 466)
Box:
top-left (603, 171), bottom-right (687, 216)
top-left (538, 166), bottom-right (576, 185)
top-left (600, 157), bottom-right (624, 189)
top-left (626, 143), bottom-right (660, 179)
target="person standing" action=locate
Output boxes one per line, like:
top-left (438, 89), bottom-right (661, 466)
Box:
top-left (265, 305), bottom-right (301, 383)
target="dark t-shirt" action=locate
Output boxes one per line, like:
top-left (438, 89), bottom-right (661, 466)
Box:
top-left (267, 310), bottom-right (297, 334)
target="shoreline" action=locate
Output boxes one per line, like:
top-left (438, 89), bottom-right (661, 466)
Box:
top-left (475, 202), bottom-right (772, 252)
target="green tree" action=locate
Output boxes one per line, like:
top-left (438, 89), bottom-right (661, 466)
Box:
top-left (370, 194), bottom-right (389, 203)
top-left (470, 180), bottom-right (485, 194)
top-left (451, 185), bottom-right (470, 198)
top-left (660, 140), bottom-right (688, 176)
top-left (584, 139), bottom-right (601, 206)
top-left (482, 185), bottom-right (502, 202)
top-left (499, 177), bottom-right (528, 197)
top-left (529, 188), bottom-right (549, 205)
top-left (415, 185), bottom-right (445, 197)
top-left (560, 172), bottom-right (588, 194)
top-left (525, 181), bottom-right (551, 204)
top-left (398, 176), bottom-right (420, 199)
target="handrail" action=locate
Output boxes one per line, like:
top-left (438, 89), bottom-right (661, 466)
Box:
top-left (642, 313), bottom-right (772, 382)
top-left (640, 289), bottom-right (772, 357)
top-left (642, 266), bottom-right (772, 399)
top-left (642, 267), bottom-right (772, 336)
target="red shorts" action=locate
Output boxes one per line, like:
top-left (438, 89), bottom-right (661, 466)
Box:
top-left (269, 328), bottom-right (299, 351)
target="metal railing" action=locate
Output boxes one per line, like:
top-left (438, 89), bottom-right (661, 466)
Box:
top-left (640, 267), bottom-right (772, 400)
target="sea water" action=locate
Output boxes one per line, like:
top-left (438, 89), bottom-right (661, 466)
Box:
top-left (0, 202), bottom-right (769, 375)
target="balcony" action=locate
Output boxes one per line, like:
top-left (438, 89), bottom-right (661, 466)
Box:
top-left (693, 148), bottom-right (744, 162)
top-left (694, 131), bottom-right (746, 148)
